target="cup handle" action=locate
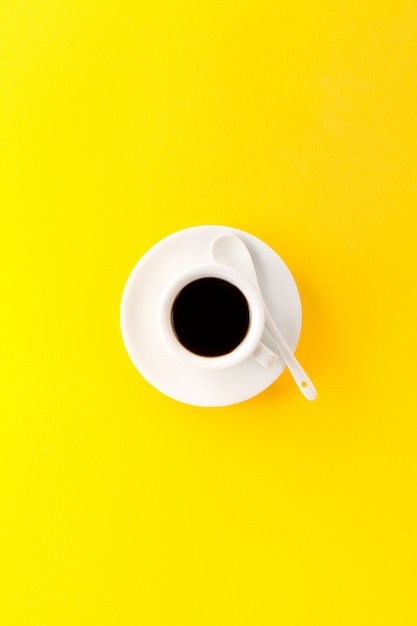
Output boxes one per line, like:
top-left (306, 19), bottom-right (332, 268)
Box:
top-left (251, 342), bottom-right (279, 368)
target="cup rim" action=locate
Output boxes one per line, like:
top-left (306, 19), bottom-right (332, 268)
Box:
top-left (157, 264), bottom-right (265, 370)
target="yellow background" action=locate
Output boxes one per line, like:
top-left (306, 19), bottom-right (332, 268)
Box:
top-left (1, 1), bottom-right (416, 624)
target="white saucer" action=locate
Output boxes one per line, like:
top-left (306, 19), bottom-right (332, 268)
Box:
top-left (120, 225), bottom-right (302, 406)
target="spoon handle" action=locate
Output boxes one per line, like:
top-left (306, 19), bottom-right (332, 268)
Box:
top-left (263, 306), bottom-right (317, 401)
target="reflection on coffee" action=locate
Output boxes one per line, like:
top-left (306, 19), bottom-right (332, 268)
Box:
top-left (171, 277), bottom-right (250, 357)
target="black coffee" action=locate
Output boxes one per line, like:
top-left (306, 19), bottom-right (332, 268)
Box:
top-left (171, 277), bottom-right (250, 357)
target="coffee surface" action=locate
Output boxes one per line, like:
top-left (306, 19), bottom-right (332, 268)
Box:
top-left (171, 277), bottom-right (250, 357)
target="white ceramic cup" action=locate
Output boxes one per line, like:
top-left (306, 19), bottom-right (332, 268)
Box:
top-left (157, 264), bottom-right (278, 371)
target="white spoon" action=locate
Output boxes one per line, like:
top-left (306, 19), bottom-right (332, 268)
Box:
top-left (210, 234), bottom-right (317, 401)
